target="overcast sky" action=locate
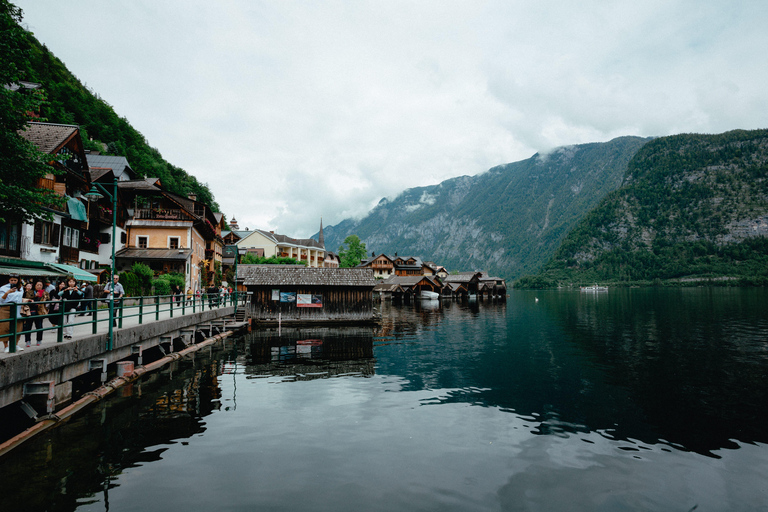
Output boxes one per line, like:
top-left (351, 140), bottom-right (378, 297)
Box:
top-left (14, 0), bottom-right (768, 238)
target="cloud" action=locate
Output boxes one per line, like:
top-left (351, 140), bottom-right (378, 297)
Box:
top-left (15, 0), bottom-right (768, 237)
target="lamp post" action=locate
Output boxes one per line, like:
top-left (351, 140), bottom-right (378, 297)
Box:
top-left (85, 177), bottom-right (117, 351)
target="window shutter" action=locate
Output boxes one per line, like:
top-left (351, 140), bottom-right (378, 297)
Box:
top-left (52, 223), bottom-right (61, 247)
top-left (33, 220), bottom-right (42, 244)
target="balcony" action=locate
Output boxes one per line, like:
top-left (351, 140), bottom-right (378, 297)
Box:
top-left (37, 177), bottom-right (55, 191)
top-left (135, 208), bottom-right (186, 221)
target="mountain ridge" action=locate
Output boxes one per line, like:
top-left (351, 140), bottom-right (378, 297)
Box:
top-left (518, 128), bottom-right (768, 286)
top-left (322, 136), bottom-right (651, 280)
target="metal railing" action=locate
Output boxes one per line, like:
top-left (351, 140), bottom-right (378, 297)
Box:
top-left (0, 292), bottom-right (247, 354)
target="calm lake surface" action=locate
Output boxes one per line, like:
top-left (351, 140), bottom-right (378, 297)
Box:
top-left (2, 288), bottom-right (768, 511)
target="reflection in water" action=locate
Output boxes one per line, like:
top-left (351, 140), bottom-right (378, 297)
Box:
top-left (2, 291), bottom-right (768, 511)
top-left (245, 326), bottom-right (375, 381)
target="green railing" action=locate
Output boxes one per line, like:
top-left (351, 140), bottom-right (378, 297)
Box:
top-left (0, 292), bottom-right (245, 354)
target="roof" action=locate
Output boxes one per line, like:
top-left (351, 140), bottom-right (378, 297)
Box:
top-left (115, 248), bottom-right (193, 261)
top-left (240, 266), bottom-right (375, 287)
top-left (239, 229), bottom-right (325, 250)
top-left (373, 282), bottom-right (404, 293)
top-left (17, 122), bottom-right (79, 154)
top-left (380, 275), bottom-right (441, 288)
top-left (85, 154), bottom-right (136, 180)
top-left (117, 178), bottom-right (162, 192)
top-left (443, 273), bottom-right (482, 283)
top-left (88, 167), bottom-right (114, 182)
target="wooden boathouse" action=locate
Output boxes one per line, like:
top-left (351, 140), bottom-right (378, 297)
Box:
top-left (239, 265), bottom-right (377, 324)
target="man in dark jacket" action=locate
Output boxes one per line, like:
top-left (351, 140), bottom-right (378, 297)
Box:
top-left (78, 281), bottom-right (94, 316)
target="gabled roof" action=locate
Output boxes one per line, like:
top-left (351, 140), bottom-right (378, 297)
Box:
top-left (17, 122), bottom-right (80, 154)
top-left (85, 154), bottom-right (137, 180)
top-left (380, 275), bottom-right (441, 288)
top-left (442, 272), bottom-right (482, 283)
top-left (118, 178), bottom-right (162, 191)
top-left (88, 167), bottom-right (114, 182)
top-left (240, 266), bottom-right (375, 287)
top-left (373, 282), bottom-right (404, 293)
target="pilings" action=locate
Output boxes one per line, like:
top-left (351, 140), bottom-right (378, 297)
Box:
top-left (0, 306), bottom-right (237, 409)
top-left (0, 329), bottom-right (237, 458)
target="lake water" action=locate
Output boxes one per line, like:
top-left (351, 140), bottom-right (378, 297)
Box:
top-left (2, 288), bottom-right (768, 511)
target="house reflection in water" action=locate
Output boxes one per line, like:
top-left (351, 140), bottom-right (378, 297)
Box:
top-left (245, 327), bottom-right (376, 380)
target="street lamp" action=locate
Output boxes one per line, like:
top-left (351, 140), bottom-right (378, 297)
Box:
top-left (85, 177), bottom-right (117, 351)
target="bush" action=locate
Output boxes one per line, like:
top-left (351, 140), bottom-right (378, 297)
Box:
top-left (151, 277), bottom-right (171, 296)
top-left (151, 272), bottom-right (185, 296)
top-left (119, 271), bottom-right (140, 297)
top-left (131, 262), bottom-right (153, 294)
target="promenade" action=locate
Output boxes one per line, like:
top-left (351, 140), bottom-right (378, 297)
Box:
top-left (1, 296), bottom-right (237, 359)
top-left (0, 297), bottom-right (244, 408)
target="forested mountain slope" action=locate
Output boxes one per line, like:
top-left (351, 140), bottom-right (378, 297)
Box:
top-left (518, 129), bottom-right (768, 287)
top-left (322, 136), bottom-right (650, 280)
top-left (16, 28), bottom-right (219, 211)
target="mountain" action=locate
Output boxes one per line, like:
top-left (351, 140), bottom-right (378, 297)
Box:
top-left (15, 26), bottom-right (220, 212)
top-left (518, 129), bottom-right (768, 287)
top-left (322, 136), bottom-right (650, 280)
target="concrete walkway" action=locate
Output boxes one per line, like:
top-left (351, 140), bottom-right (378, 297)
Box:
top-left (1, 299), bottom-right (236, 359)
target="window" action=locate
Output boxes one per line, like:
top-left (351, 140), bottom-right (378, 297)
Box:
top-left (169, 237), bottom-right (180, 249)
top-left (33, 220), bottom-right (59, 246)
top-left (0, 220), bottom-right (21, 256)
top-left (137, 236), bottom-right (148, 249)
top-left (62, 227), bottom-right (80, 248)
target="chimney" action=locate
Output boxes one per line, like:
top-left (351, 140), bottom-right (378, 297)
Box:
top-left (188, 193), bottom-right (197, 201)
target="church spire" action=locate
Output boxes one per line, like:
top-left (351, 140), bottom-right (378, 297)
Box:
top-left (318, 218), bottom-right (324, 248)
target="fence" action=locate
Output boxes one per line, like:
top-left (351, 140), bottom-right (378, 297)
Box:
top-left (0, 292), bottom-right (246, 354)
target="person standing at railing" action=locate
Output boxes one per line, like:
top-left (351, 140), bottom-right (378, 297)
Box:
top-left (1, 273), bottom-right (25, 353)
top-left (23, 279), bottom-right (49, 347)
top-left (78, 281), bottom-right (94, 316)
top-left (104, 274), bottom-right (125, 328)
top-left (59, 276), bottom-right (83, 339)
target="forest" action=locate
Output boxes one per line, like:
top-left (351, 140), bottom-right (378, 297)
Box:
top-left (516, 130), bottom-right (768, 287)
top-left (16, 26), bottom-right (220, 212)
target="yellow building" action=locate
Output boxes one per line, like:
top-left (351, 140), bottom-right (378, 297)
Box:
top-left (115, 180), bottom-right (224, 290)
top-left (237, 228), bottom-right (326, 268)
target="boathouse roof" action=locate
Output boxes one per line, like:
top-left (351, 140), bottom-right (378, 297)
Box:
top-left (240, 266), bottom-right (375, 287)
top-left (442, 272), bottom-right (482, 283)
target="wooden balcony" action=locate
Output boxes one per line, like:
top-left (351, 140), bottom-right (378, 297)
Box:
top-left (37, 177), bottom-right (56, 190)
top-left (135, 208), bottom-right (186, 221)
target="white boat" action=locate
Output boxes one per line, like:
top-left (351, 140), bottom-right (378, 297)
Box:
top-left (420, 290), bottom-right (439, 300)
top-left (580, 284), bottom-right (608, 292)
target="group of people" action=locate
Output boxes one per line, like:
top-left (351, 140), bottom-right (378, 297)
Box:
top-left (0, 273), bottom-right (124, 353)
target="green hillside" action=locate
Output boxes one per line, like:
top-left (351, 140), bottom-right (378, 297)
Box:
top-left (15, 23), bottom-right (219, 212)
top-left (322, 136), bottom-right (650, 280)
top-left (517, 129), bottom-right (768, 287)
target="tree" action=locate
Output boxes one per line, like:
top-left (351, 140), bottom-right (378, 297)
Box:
top-left (0, 1), bottom-right (64, 223)
top-left (338, 235), bottom-right (366, 268)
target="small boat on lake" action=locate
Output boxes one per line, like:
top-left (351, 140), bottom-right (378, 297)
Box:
top-left (420, 290), bottom-right (439, 300)
top-left (580, 284), bottom-right (608, 292)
